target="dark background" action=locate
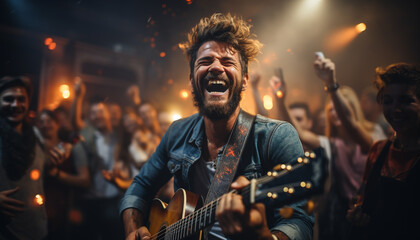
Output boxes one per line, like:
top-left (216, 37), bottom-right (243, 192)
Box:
top-left (1, 0), bottom-right (419, 114)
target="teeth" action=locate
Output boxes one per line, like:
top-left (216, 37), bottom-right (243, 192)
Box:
top-left (208, 80), bottom-right (226, 86)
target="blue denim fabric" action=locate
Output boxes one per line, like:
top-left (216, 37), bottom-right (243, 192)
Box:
top-left (120, 112), bottom-right (314, 240)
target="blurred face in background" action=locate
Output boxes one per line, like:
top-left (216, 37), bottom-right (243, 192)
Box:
top-left (109, 103), bottom-right (122, 128)
top-left (326, 101), bottom-right (341, 127)
top-left (39, 112), bottom-right (59, 139)
top-left (139, 103), bottom-right (158, 129)
top-left (290, 107), bottom-right (313, 131)
top-left (90, 102), bottom-right (111, 132)
top-left (381, 84), bottom-right (420, 135)
top-left (0, 87), bottom-right (29, 125)
top-left (123, 111), bottom-right (141, 134)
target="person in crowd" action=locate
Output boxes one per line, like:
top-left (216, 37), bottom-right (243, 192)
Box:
top-left (120, 13), bottom-right (313, 240)
top-left (347, 63), bottom-right (420, 240)
top-left (360, 86), bottom-right (393, 138)
top-left (38, 109), bottom-right (90, 239)
top-left (312, 109), bottom-right (326, 136)
top-left (249, 72), bottom-right (269, 116)
top-left (0, 76), bottom-right (49, 239)
top-left (102, 108), bottom-right (174, 202)
top-left (71, 99), bottom-right (124, 239)
top-left (264, 56), bottom-right (385, 240)
top-left (157, 109), bottom-right (173, 136)
top-left (312, 56), bottom-right (385, 240)
top-left (259, 70), bottom-right (327, 240)
top-left (138, 101), bottom-right (162, 139)
top-left (108, 102), bottom-right (123, 130)
top-left (288, 103), bottom-right (313, 137)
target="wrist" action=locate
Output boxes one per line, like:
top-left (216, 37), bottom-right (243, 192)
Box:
top-left (324, 82), bottom-right (339, 92)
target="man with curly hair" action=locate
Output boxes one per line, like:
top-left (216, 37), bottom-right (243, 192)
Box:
top-left (120, 13), bottom-right (313, 240)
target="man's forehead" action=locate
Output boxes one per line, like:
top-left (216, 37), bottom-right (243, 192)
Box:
top-left (197, 40), bottom-right (238, 58)
top-left (0, 86), bottom-right (28, 97)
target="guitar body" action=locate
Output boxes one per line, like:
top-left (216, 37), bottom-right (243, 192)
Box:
top-left (149, 189), bottom-right (204, 240)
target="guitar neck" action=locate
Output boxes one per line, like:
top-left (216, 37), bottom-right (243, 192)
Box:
top-left (162, 197), bottom-right (220, 239)
top-left (153, 155), bottom-right (316, 240)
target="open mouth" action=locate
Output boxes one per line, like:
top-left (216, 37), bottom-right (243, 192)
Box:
top-left (205, 80), bottom-right (229, 93)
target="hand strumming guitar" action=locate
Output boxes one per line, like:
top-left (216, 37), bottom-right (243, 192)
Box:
top-left (216, 176), bottom-right (290, 240)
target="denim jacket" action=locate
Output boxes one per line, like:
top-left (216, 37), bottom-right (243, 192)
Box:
top-left (120, 112), bottom-right (314, 240)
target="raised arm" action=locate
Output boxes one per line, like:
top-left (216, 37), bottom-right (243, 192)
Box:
top-left (271, 71), bottom-right (321, 149)
top-left (249, 72), bottom-right (269, 116)
top-left (313, 57), bottom-right (373, 153)
top-left (70, 77), bottom-right (86, 131)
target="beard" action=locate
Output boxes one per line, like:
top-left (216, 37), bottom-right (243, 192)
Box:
top-left (191, 73), bottom-right (242, 121)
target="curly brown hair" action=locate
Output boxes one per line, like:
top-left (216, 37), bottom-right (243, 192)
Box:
top-left (179, 13), bottom-right (263, 75)
top-left (374, 63), bottom-right (420, 103)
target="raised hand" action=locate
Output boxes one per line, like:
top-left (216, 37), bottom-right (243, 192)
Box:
top-left (249, 72), bottom-right (262, 88)
top-left (74, 77), bottom-right (86, 97)
top-left (313, 56), bottom-right (336, 85)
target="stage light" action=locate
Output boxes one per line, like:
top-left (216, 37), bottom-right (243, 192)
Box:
top-left (30, 169), bottom-right (40, 181)
top-left (172, 113), bottom-right (182, 121)
top-left (48, 42), bottom-right (56, 50)
top-left (62, 90), bottom-right (70, 99)
top-left (263, 95), bottom-right (273, 110)
top-left (59, 84), bottom-right (70, 99)
top-left (276, 90), bottom-right (284, 98)
top-left (355, 23), bottom-right (366, 33)
top-left (180, 90), bottom-right (189, 99)
top-left (59, 84), bottom-right (69, 92)
top-left (34, 194), bottom-right (44, 206)
top-left (44, 38), bottom-right (53, 46)
top-left (160, 52), bottom-right (166, 57)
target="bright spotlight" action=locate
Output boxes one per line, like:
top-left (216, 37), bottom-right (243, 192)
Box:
top-left (263, 95), bottom-right (273, 110)
top-left (180, 90), bottom-right (189, 99)
top-left (355, 23), bottom-right (367, 33)
top-left (172, 113), bottom-right (182, 121)
top-left (296, 0), bottom-right (323, 19)
top-left (59, 84), bottom-right (71, 99)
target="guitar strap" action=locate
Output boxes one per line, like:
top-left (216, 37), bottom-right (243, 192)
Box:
top-left (202, 110), bottom-right (255, 239)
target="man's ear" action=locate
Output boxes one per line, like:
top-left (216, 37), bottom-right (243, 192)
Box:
top-left (242, 73), bottom-right (249, 91)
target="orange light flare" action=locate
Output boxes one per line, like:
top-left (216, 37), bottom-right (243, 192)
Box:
top-left (180, 90), bottom-right (189, 99)
top-left (355, 23), bottom-right (367, 33)
top-left (34, 194), bottom-right (44, 206)
top-left (59, 84), bottom-right (70, 99)
top-left (325, 23), bottom-right (367, 53)
top-left (44, 37), bottom-right (53, 46)
top-left (276, 90), bottom-right (284, 98)
top-left (263, 95), bottom-right (273, 110)
top-left (48, 42), bottom-right (56, 50)
top-left (30, 169), bottom-right (40, 181)
top-left (160, 52), bottom-right (166, 58)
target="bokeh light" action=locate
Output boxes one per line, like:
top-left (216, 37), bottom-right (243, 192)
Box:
top-left (263, 95), bottom-right (273, 110)
top-left (180, 90), bottom-right (189, 99)
top-left (34, 194), bottom-right (44, 206)
top-left (30, 169), bottom-right (40, 181)
top-left (355, 23), bottom-right (367, 33)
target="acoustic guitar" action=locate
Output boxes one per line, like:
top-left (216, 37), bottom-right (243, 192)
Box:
top-left (148, 152), bottom-right (323, 240)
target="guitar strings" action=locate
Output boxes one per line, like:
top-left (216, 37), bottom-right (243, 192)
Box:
top-left (149, 162), bottom-right (305, 239)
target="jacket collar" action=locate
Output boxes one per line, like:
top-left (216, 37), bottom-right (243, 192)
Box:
top-left (188, 114), bottom-right (205, 147)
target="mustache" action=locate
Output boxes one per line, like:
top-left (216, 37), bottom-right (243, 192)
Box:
top-left (202, 72), bottom-right (229, 83)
